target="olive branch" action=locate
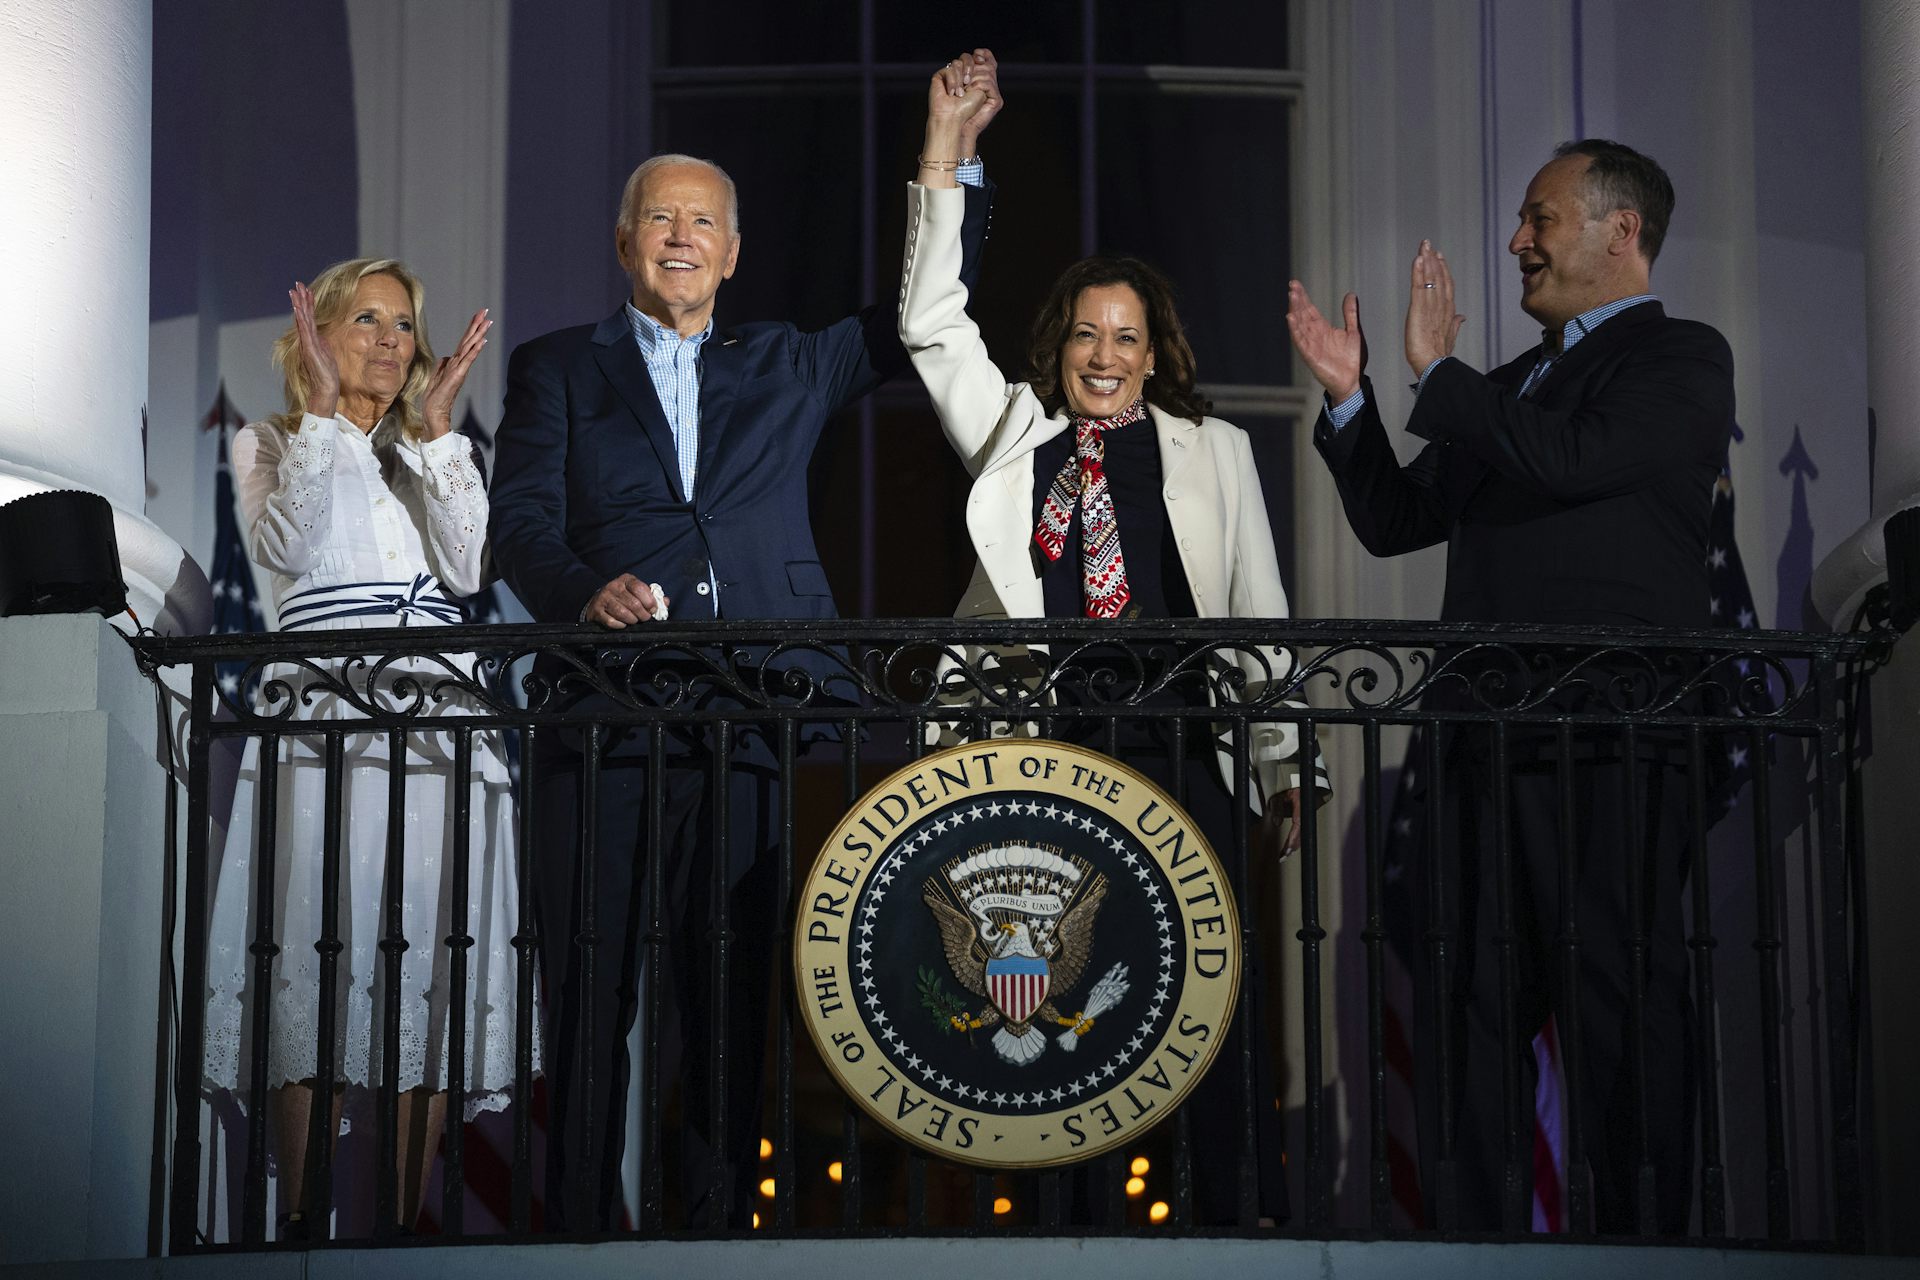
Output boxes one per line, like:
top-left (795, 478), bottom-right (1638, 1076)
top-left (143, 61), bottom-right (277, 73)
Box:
top-left (918, 965), bottom-right (970, 1034)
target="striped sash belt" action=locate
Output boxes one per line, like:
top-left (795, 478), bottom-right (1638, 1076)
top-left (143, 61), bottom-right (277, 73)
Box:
top-left (278, 573), bottom-right (463, 630)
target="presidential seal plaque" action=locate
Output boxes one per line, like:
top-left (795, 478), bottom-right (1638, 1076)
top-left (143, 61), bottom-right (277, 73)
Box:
top-left (795, 740), bottom-right (1240, 1169)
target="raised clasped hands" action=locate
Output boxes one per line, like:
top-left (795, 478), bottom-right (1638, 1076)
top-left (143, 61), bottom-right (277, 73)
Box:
top-left (927, 48), bottom-right (1001, 136)
top-left (421, 308), bottom-right (493, 440)
top-left (921, 49), bottom-right (1002, 189)
top-left (289, 281), bottom-right (343, 420)
top-left (1404, 239), bottom-right (1466, 379)
top-left (1285, 280), bottom-right (1366, 404)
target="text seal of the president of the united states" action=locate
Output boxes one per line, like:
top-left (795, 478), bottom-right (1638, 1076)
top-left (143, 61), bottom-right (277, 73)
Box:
top-left (795, 739), bottom-right (1241, 1169)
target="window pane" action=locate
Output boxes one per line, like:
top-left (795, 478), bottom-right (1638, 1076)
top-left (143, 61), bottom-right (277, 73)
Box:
top-left (810, 400), bottom-right (981, 619)
top-left (653, 90), bottom-right (863, 327)
top-left (874, 6), bottom-right (1082, 64)
top-left (875, 88), bottom-right (1084, 379)
top-left (1095, 0), bottom-right (1290, 68)
top-left (657, 1), bottom-right (857, 65)
top-left (1094, 88), bottom-right (1292, 386)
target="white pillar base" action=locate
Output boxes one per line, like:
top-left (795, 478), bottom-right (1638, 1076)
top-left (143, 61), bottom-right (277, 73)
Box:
top-left (0, 616), bottom-right (172, 1264)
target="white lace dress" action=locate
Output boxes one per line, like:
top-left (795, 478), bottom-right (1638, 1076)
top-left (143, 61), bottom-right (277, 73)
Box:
top-left (204, 412), bottom-right (538, 1119)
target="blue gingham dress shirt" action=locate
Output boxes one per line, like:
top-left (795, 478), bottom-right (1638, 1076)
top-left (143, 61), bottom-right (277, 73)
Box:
top-left (625, 303), bottom-right (710, 501)
top-left (625, 302), bottom-right (718, 607)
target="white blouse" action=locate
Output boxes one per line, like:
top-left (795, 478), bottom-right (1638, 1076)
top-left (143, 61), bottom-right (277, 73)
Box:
top-left (207, 413), bottom-right (537, 1122)
top-left (233, 411), bottom-right (488, 619)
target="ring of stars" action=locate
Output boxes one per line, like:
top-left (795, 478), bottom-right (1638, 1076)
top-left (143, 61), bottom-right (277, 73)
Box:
top-left (853, 796), bottom-right (1181, 1115)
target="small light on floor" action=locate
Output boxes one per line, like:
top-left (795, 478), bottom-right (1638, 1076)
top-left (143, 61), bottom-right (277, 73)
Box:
top-left (828, 1160), bottom-right (844, 1183)
top-left (1125, 1176), bottom-right (1146, 1197)
top-left (760, 1138), bottom-right (773, 1160)
top-left (993, 1196), bottom-right (1013, 1215)
top-left (1129, 1156), bottom-right (1150, 1176)
top-left (752, 1212), bottom-right (761, 1229)
top-left (1148, 1201), bottom-right (1170, 1224)
top-left (759, 1177), bottom-right (776, 1198)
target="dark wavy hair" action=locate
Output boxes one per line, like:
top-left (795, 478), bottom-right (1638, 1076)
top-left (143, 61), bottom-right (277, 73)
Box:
top-left (1026, 256), bottom-right (1209, 425)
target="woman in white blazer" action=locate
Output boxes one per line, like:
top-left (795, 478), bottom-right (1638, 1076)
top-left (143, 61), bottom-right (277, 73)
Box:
top-left (901, 59), bottom-right (1318, 1225)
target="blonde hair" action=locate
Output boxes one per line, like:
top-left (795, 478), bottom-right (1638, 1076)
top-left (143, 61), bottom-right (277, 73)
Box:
top-left (269, 258), bottom-right (436, 437)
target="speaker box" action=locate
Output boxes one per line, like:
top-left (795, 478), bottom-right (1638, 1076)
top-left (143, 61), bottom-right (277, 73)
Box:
top-left (0, 489), bottom-right (128, 618)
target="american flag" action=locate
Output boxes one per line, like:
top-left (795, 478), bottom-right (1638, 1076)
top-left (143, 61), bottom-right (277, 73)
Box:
top-left (1707, 431), bottom-right (1771, 811)
top-left (1379, 454), bottom-right (1766, 1231)
top-left (1707, 456), bottom-right (1760, 632)
top-left (204, 383), bottom-right (264, 699)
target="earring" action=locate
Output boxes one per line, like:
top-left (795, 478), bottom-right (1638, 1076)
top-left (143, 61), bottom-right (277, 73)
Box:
top-left (1146, 367), bottom-right (1156, 378)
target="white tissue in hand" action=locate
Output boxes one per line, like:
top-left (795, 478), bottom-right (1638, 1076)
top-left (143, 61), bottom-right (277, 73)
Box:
top-left (649, 583), bottom-right (669, 621)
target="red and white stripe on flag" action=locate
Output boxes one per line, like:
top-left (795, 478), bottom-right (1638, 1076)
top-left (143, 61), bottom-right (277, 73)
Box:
top-left (986, 960), bottom-right (1050, 1025)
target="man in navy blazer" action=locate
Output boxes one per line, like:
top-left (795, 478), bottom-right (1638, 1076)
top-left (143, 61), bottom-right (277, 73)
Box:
top-left (1287, 141), bottom-right (1734, 1235)
top-left (489, 56), bottom-right (1001, 1231)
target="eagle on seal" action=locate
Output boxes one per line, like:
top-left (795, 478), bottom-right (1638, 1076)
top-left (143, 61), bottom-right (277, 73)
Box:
top-left (923, 876), bottom-right (1111, 1067)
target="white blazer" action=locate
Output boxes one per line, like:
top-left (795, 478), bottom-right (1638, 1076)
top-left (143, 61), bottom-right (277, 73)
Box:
top-left (898, 183), bottom-right (1325, 807)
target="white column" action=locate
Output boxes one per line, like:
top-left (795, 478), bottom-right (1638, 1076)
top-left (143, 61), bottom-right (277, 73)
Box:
top-left (0, 617), bottom-right (170, 1263)
top-left (1814, 0), bottom-right (1920, 623)
top-left (1833, 0), bottom-right (1920, 1252)
top-left (0, 0), bottom-right (208, 634)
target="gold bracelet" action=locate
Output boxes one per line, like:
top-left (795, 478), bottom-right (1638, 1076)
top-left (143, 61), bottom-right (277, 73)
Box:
top-left (917, 157), bottom-right (960, 171)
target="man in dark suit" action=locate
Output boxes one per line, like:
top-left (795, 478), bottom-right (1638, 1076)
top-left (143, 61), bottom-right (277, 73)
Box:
top-left (489, 54), bottom-right (1002, 1230)
top-left (1286, 140), bottom-right (1734, 1234)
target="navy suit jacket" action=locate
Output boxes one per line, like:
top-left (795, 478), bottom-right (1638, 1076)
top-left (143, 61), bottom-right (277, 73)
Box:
top-left (1315, 301), bottom-right (1734, 628)
top-left (491, 181), bottom-right (993, 642)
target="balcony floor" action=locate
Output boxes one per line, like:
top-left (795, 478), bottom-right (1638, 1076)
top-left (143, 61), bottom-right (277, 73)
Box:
top-left (7, 1237), bottom-right (1912, 1280)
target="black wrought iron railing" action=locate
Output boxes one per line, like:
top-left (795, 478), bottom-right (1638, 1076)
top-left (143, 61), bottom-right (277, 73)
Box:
top-left (128, 617), bottom-right (1894, 1251)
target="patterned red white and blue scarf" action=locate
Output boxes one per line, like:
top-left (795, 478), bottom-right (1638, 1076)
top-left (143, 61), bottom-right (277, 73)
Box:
top-left (1032, 397), bottom-right (1146, 619)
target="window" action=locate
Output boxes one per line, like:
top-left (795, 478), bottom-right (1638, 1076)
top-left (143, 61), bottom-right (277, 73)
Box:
top-left (643, 0), bottom-right (1305, 616)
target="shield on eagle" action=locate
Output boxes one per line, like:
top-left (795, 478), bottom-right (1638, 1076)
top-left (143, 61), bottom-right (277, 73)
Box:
top-left (985, 954), bottom-right (1050, 1025)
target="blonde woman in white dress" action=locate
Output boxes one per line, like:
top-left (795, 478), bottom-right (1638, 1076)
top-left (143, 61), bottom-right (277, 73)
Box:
top-left (204, 258), bottom-right (536, 1236)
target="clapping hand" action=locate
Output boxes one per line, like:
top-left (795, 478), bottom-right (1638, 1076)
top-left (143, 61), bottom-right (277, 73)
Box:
top-left (1405, 239), bottom-right (1465, 378)
top-left (1285, 281), bottom-right (1366, 403)
top-left (421, 308), bottom-right (493, 440)
top-left (290, 281), bottom-right (342, 420)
